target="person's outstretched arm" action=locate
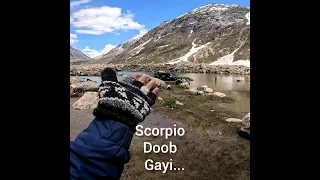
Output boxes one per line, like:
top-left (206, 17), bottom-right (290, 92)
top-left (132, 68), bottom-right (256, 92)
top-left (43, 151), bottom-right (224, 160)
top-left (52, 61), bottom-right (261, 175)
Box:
top-left (70, 68), bottom-right (159, 180)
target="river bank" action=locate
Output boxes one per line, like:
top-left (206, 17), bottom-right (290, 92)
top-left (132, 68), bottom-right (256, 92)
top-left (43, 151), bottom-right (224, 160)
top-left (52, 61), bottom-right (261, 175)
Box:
top-left (70, 82), bottom-right (250, 179)
top-left (70, 63), bottom-right (250, 76)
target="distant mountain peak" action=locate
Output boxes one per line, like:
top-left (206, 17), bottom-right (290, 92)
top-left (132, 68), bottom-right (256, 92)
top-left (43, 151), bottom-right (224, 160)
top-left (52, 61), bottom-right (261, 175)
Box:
top-left (70, 46), bottom-right (92, 63)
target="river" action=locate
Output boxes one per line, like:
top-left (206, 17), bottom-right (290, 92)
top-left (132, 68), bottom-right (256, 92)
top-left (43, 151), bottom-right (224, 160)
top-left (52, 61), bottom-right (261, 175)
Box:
top-left (76, 72), bottom-right (250, 114)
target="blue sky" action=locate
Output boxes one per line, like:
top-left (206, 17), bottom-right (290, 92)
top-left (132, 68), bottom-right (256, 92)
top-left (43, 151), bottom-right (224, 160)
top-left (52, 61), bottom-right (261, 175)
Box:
top-left (70, 0), bottom-right (250, 58)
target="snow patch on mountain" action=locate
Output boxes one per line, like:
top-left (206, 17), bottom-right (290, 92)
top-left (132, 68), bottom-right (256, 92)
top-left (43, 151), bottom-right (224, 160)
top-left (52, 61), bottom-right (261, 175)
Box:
top-left (133, 38), bottom-right (152, 54)
top-left (162, 33), bottom-right (172, 38)
top-left (126, 31), bottom-right (147, 44)
top-left (209, 47), bottom-right (250, 67)
top-left (158, 44), bottom-right (170, 49)
top-left (191, 4), bottom-right (236, 14)
top-left (168, 40), bottom-right (210, 64)
top-left (209, 47), bottom-right (240, 65)
top-left (245, 12), bottom-right (250, 25)
top-left (229, 60), bottom-right (250, 67)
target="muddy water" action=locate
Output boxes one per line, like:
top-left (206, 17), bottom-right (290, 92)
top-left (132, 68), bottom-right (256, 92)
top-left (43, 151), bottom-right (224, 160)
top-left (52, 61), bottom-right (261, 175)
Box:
top-left (76, 72), bottom-right (250, 113)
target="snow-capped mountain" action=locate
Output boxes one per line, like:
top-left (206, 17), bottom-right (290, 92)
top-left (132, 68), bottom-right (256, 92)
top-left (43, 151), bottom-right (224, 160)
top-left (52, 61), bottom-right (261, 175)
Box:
top-left (94, 4), bottom-right (250, 66)
top-left (95, 31), bottom-right (147, 62)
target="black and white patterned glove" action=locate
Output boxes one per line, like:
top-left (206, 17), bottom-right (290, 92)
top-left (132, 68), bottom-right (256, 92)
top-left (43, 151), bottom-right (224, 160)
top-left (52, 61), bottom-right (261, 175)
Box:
top-left (93, 68), bottom-right (157, 131)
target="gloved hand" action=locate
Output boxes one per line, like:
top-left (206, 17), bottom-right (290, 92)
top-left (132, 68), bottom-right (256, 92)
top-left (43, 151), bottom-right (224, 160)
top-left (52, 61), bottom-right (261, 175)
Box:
top-left (93, 68), bottom-right (159, 131)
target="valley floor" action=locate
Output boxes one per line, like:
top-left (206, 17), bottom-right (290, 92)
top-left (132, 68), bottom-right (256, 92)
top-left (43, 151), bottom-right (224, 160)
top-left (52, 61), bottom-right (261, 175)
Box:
top-left (70, 87), bottom-right (250, 180)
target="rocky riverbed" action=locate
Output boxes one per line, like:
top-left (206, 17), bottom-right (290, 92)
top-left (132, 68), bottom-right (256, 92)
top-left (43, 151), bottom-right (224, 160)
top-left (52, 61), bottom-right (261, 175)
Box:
top-left (70, 63), bottom-right (250, 76)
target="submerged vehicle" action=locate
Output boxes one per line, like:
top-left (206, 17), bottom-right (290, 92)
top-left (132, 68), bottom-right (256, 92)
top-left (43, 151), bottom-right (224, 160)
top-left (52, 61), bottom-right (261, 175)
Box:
top-left (154, 72), bottom-right (178, 81)
top-left (153, 71), bottom-right (193, 85)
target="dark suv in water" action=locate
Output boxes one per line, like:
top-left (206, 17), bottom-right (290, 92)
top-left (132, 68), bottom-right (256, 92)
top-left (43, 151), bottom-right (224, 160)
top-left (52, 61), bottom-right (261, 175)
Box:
top-left (153, 72), bottom-right (193, 85)
top-left (154, 72), bottom-right (178, 81)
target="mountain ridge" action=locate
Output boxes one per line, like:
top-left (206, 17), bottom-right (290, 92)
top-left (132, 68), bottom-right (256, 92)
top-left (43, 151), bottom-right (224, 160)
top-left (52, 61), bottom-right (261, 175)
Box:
top-left (70, 46), bottom-right (92, 63)
top-left (89, 3), bottom-right (250, 66)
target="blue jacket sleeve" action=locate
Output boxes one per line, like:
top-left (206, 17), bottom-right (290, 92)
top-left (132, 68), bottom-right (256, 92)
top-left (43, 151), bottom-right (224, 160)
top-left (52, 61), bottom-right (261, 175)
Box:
top-left (70, 118), bottom-right (134, 180)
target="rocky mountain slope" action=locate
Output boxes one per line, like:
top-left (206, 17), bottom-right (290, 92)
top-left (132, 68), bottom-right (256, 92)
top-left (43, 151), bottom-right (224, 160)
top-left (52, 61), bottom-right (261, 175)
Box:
top-left (93, 4), bottom-right (250, 66)
top-left (70, 46), bottom-right (92, 63)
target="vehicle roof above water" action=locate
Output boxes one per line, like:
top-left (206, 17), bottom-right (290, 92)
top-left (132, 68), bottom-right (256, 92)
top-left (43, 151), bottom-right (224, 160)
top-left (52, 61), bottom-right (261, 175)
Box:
top-left (154, 71), bottom-right (177, 75)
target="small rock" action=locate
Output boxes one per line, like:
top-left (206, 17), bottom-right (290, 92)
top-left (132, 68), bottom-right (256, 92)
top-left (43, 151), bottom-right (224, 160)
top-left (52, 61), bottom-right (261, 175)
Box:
top-left (158, 97), bottom-right (163, 101)
top-left (211, 110), bottom-right (215, 112)
top-left (165, 85), bottom-right (172, 90)
top-left (185, 89), bottom-right (198, 94)
top-left (175, 100), bottom-right (184, 106)
top-left (218, 131), bottom-right (222, 135)
top-left (226, 118), bottom-right (243, 123)
top-left (212, 92), bottom-right (227, 98)
top-left (237, 80), bottom-right (242, 82)
top-left (197, 91), bottom-right (204, 95)
top-left (178, 82), bottom-right (190, 89)
top-left (197, 85), bottom-right (208, 91)
top-left (72, 92), bottom-right (99, 110)
top-left (204, 87), bottom-right (214, 93)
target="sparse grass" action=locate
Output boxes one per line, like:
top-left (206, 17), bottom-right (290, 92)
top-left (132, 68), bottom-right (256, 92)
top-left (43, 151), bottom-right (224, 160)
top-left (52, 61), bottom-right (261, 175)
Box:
top-left (166, 99), bottom-right (177, 109)
top-left (121, 86), bottom-right (250, 180)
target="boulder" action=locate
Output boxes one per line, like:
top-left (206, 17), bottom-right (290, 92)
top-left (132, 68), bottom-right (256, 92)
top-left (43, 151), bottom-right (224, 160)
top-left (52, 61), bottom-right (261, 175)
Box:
top-left (197, 85), bottom-right (208, 91)
top-left (70, 85), bottom-right (75, 97)
top-left (204, 87), bottom-right (214, 93)
top-left (72, 92), bottom-right (99, 110)
top-left (238, 112), bottom-right (250, 139)
top-left (70, 76), bottom-right (80, 84)
top-left (73, 81), bottom-right (99, 96)
top-left (178, 82), bottom-right (190, 89)
top-left (211, 92), bottom-right (227, 98)
top-left (242, 112), bottom-right (250, 124)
